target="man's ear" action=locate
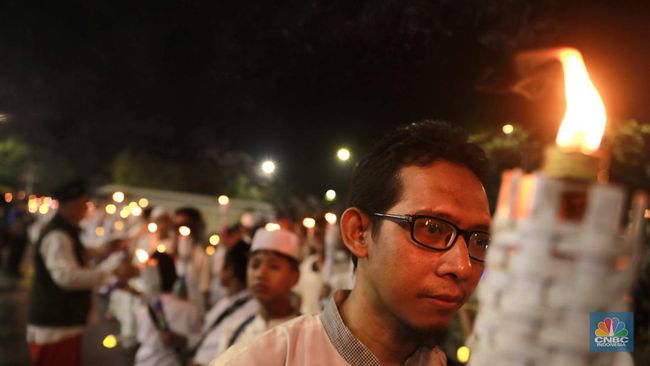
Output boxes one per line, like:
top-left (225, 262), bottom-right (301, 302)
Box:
top-left (340, 207), bottom-right (370, 261)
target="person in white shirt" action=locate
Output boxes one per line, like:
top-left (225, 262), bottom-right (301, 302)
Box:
top-left (215, 228), bottom-right (301, 353)
top-left (173, 206), bottom-right (211, 314)
top-left (190, 242), bottom-right (258, 366)
top-left (134, 251), bottom-right (202, 366)
top-left (27, 180), bottom-right (138, 366)
top-left (214, 121), bottom-right (492, 365)
top-left (293, 218), bottom-right (327, 315)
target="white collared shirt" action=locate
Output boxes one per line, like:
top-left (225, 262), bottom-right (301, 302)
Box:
top-left (134, 293), bottom-right (202, 366)
top-left (192, 290), bottom-right (259, 366)
top-left (212, 291), bottom-right (446, 366)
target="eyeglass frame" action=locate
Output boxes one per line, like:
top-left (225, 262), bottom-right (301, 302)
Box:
top-left (371, 212), bottom-right (490, 262)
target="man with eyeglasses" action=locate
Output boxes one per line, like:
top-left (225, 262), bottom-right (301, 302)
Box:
top-left (213, 120), bottom-right (491, 366)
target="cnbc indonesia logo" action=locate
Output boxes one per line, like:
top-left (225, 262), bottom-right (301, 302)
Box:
top-left (590, 313), bottom-right (633, 352)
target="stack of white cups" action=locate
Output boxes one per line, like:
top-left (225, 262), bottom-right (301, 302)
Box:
top-left (469, 169), bottom-right (646, 366)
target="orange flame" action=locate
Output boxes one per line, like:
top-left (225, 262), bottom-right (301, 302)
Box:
top-left (555, 48), bottom-right (607, 153)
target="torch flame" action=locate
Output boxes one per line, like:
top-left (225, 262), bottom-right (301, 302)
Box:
top-left (555, 48), bottom-right (607, 153)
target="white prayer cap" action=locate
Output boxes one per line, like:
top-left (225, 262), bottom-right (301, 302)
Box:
top-left (251, 228), bottom-right (300, 261)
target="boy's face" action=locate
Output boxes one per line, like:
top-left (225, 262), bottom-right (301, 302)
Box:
top-left (247, 250), bottom-right (299, 303)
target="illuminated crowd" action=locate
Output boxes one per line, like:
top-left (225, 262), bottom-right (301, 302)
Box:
top-left (4, 189), bottom-right (354, 366)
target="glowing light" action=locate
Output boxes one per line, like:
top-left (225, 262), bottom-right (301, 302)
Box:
top-left (28, 199), bottom-right (38, 213)
top-left (456, 346), bottom-right (470, 363)
top-left (265, 222), bottom-right (281, 232)
top-left (4, 192), bottom-right (12, 203)
top-left (38, 205), bottom-right (49, 215)
top-left (135, 249), bottom-right (149, 263)
top-left (302, 217), bottom-right (316, 229)
top-left (43, 197), bottom-right (52, 206)
top-left (147, 222), bottom-right (158, 233)
top-left (217, 195), bottom-right (230, 206)
top-left (156, 244), bottom-right (166, 253)
top-left (337, 148), bottom-right (351, 161)
top-left (178, 225), bottom-right (191, 237)
top-left (209, 234), bottom-right (220, 245)
top-left (131, 206), bottom-right (143, 216)
top-left (112, 191), bottom-right (125, 203)
top-left (261, 160), bottom-right (276, 175)
top-left (138, 198), bottom-right (149, 207)
top-left (102, 334), bottom-right (118, 349)
top-left (324, 212), bottom-right (337, 224)
top-left (128, 202), bottom-right (139, 210)
top-left (645, 209), bottom-right (650, 219)
top-left (502, 124), bottom-right (514, 135)
top-left (205, 246), bottom-right (216, 256)
top-left (114, 221), bottom-right (124, 231)
top-left (51, 200), bottom-right (59, 210)
top-left (555, 48), bottom-right (607, 153)
top-left (105, 204), bottom-right (117, 215)
top-left (95, 227), bottom-right (105, 237)
top-left (119, 208), bottom-right (130, 219)
top-left (325, 189), bottom-right (337, 201)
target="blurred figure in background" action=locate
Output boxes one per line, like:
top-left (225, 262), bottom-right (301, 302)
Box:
top-left (4, 198), bottom-right (33, 279)
top-left (293, 218), bottom-right (327, 315)
top-left (190, 242), bottom-right (258, 366)
top-left (209, 224), bottom-right (247, 306)
top-left (173, 206), bottom-right (211, 314)
top-left (27, 180), bottom-right (138, 366)
top-left (134, 251), bottom-right (202, 366)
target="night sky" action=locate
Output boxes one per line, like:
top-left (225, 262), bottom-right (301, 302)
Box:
top-left (1, 1), bottom-right (649, 202)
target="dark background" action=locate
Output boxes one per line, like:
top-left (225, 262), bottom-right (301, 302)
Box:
top-left (1, 0), bottom-right (649, 204)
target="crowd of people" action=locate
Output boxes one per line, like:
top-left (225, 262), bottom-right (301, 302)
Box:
top-left (5, 120), bottom-right (499, 366)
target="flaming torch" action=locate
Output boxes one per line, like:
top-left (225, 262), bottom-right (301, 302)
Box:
top-left (469, 48), bottom-right (648, 366)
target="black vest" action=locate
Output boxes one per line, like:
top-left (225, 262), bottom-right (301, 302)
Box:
top-left (28, 214), bottom-right (92, 326)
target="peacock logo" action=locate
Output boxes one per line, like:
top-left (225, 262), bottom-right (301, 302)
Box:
top-left (594, 317), bottom-right (628, 337)
top-left (590, 312), bottom-right (634, 352)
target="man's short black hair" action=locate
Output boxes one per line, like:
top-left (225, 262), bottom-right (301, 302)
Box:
top-left (52, 179), bottom-right (87, 204)
top-left (224, 241), bottom-right (250, 286)
top-left (347, 120), bottom-right (488, 266)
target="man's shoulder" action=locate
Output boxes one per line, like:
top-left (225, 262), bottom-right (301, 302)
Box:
top-left (213, 313), bottom-right (326, 365)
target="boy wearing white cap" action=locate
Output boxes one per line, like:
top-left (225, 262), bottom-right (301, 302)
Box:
top-left (215, 228), bottom-right (300, 353)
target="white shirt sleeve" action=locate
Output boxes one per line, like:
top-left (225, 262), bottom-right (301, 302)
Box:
top-left (41, 230), bottom-right (109, 290)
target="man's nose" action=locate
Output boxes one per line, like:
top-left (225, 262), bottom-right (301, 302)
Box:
top-left (436, 235), bottom-right (473, 280)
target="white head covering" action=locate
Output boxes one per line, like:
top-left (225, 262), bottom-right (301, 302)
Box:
top-left (251, 228), bottom-right (300, 261)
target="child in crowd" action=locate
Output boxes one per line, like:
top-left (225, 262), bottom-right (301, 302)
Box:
top-left (189, 242), bottom-right (258, 366)
top-left (134, 252), bottom-right (201, 366)
top-left (216, 228), bottom-right (301, 351)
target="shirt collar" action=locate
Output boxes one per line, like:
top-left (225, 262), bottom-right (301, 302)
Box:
top-left (321, 290), bottom-right (381, 366)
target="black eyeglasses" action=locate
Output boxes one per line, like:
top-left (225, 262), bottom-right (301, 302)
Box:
top-left (372, 213), bottom-right (490, 262)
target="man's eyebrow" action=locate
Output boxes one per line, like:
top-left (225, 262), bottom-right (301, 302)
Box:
top-left (413, 210), bottom-right (491, 232)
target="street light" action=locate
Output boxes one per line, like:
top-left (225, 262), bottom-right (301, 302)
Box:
top-left (502, 124), bottom-right (514, 135)
top-left (337, 148), bottom-right (351, 162)
top-left (217, 195), bottom-right (230, 206)
top-left (325, 189), bottom-right (337, 202)
top-left (261, 160), bottom-right (276, 175)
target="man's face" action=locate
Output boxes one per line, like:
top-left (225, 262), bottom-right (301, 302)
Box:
top-left (63, 196), bottom-right (90, 225)
top-left (247, 250), bottom-right (298, 304)
top-left (364, 160), bottom-right (490, 332)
